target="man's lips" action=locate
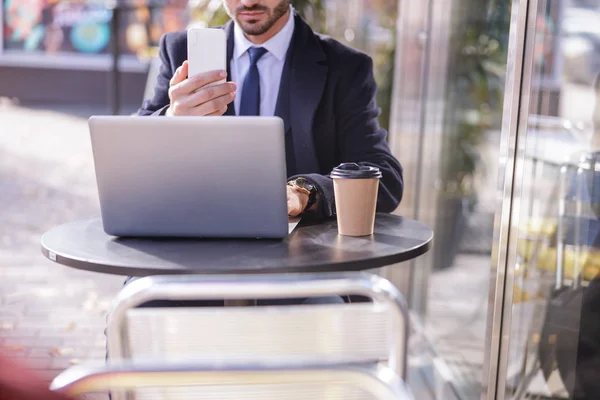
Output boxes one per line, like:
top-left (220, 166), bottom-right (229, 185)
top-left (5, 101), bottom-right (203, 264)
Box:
top-left (239, 10), bottom-right (266, 19)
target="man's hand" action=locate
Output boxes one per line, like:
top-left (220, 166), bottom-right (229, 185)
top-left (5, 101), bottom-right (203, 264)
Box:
top-left (166, 61), bottom-right (237, 117)
top-left (287, 185), bottom-right (309, 217)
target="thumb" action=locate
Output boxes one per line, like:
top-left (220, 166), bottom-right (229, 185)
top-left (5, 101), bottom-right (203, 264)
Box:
top-left (169, 61), bottom-right (188, 87)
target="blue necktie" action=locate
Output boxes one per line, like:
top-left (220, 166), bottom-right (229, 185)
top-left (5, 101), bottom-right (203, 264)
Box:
top-left (239, 47), bottom-right (268, 116)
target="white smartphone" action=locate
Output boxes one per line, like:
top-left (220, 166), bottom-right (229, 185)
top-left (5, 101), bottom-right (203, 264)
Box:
top-left (187, 28), bottom-right (227, 86)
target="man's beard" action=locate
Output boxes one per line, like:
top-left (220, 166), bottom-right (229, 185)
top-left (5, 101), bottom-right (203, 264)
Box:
top-left (226, 0), bottom-right (289, 36)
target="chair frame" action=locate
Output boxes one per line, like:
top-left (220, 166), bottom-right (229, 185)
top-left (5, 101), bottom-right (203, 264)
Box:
top-left (50, 361), bottom-right (412, 399)
top-left (106, 272), bottom-right (409, 379)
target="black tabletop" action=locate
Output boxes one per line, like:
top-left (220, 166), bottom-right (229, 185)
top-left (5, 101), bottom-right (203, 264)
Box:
top-left (41, 214), bottom-right (433, 276)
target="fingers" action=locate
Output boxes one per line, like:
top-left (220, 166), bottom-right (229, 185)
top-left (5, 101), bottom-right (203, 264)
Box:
top-left (206, 105), bottom-right (229, 116)
top-left (189, 69), bottom-right (228, 90)
top-left (169, 61), bottom-right (188, 87)
top-left (168, 62), bottom-right (235, 116)
top-left (190, 92), bottom-right (236, 116)
top-left (184, 82), bottom-right (236, 109)
top-left (169, 90), bottom-right (235, 116)
top-left (170, 69), bottom-right (227, 98)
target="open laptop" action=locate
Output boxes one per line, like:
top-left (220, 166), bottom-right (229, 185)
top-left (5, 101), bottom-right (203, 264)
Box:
top-left (88, 116), bottom-right (290, 239)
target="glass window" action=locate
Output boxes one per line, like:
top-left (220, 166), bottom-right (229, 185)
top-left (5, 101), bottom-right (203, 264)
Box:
top-left (504, 0), bottom-right (600, 398)
top-left (389, 0), bottom-right (512, 398)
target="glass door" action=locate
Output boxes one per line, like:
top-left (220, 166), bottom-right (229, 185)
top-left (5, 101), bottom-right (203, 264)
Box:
top-left (387, 0), bottom-right (512, 398)
top-left (491, 0), bottom-right (600, 398)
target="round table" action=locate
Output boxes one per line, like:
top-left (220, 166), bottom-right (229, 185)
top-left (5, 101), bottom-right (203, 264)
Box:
top-left (41, 214), bottom-right (433, 276)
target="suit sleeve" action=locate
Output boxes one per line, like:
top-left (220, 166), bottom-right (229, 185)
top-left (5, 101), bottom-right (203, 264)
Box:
top-left (137, 34), bottom-right (175, 116)
top-left (296, 55), bottom-right (404, 219)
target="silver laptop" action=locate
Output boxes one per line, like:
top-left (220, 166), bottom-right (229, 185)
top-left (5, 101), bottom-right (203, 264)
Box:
top-left (88, 116), bottom-right (289, 238)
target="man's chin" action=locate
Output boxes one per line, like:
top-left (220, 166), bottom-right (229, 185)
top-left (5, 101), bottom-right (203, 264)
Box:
top-left (238, 22), bottom-right (271, 36)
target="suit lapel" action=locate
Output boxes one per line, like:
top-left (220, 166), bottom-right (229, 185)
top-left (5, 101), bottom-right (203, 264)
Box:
top-left (274, 54), bottom-right (292, 135)
top-left (287, 14), bottom-right (327, 174)
top-left (274, 34), bottom-right (294, 175)
top-left (224, 20), bottom-right (236, 116)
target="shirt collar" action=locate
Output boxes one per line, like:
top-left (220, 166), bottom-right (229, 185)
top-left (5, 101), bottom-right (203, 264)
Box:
top-left (233, 5), bottom-right (295, 61)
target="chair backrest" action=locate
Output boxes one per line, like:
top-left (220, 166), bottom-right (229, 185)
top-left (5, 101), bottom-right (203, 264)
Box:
top-left (127, 303), bottom-right (392, 365)
top-left (51, 362), bottom-right (413, 400)
top-left (107, 273), bottom-right (408, 377)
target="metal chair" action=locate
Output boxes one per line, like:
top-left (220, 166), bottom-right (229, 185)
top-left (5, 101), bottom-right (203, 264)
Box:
top-left (100, 272), bottom-right (409, 399)
top-left (50, 361), bottom-right (412, 399)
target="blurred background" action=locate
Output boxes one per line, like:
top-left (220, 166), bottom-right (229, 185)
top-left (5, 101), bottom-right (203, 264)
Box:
top-left (2, 0), bottom-right (600, 399)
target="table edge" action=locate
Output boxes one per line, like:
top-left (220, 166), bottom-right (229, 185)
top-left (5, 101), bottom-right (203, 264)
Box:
top-left (40, 232), bottom-right (432, 276)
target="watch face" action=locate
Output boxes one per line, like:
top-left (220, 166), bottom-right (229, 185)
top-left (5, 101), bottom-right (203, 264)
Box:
top-left (290, 177), bottom-right (314, 192)
top-left (301, 180), bottom-right (314, 191)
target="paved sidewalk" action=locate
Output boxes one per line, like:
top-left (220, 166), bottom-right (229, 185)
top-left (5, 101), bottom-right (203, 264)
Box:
top-left (0, 100), bottom-right (124, 388)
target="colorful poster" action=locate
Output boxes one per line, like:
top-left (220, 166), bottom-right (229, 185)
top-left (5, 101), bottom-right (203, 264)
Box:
top-left (4, 0), bottom-right (46, 51)
top-left (2, 0), bottom-right (188, 56)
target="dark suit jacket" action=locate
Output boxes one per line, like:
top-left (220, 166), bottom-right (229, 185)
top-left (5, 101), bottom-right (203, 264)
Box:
top-left (139, 13), bottom-right (403, 219)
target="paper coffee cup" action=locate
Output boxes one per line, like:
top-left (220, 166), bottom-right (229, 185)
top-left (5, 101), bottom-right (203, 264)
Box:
top-left (331, 163), bottom-right (382, 236)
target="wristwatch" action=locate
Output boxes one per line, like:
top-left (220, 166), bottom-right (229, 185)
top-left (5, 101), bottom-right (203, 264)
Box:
top-left (287, 177), bottom-right (318, 211)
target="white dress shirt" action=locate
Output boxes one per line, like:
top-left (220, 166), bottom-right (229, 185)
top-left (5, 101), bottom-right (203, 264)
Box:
top-left (230, 6), bottom-right (295, 116)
